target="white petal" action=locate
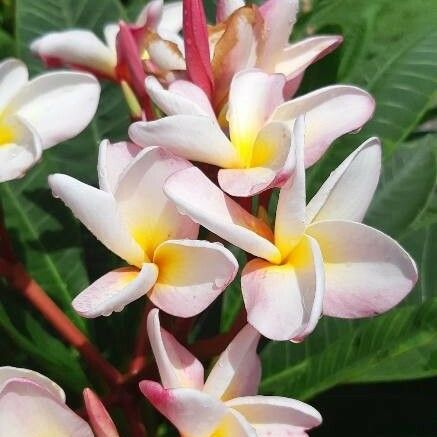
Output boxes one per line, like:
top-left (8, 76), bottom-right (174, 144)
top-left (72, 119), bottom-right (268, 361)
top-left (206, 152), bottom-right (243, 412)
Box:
top-left (164, 166), bottom-right (281, 263)
top-left (169, 80), bottom-right (216, 117)
top-left (271, 85), bottom-right (375, 167)
top-left (129, 115), bottom-right (240, 168)
top-left (147, 309), bottom-right (204, 389)
top-left (306, 220), bottom-right (418, 318)
top-left (216, 0), bottom-right (245, 22)
top-left (30, 30), bottom-right (116, 78)
top-left (114, 147), bottom-right (198, 259)
top-left (0, 367), bottom-right (65, 403)
top-left (241, 235), bottom-right (324, 341)
top-left (0, 116), bottom-right (42, 183)
top-left (274, 117), bottom-right (306, 259)
top-left (8, 71), bottom-right (100, 149)
top-left (204, 325), bottom-right (261, 401)
top-left (103, 23), bottom-right (120, 54)
top-left (226, 396), bottom-right (322, 435)
top-left (150, 239), bottom-right (238, 317)
top-left (159, 1), bottom-right (183, 34)
top-left (214, 410), bottom-right (257, 436)
top-left (49, 174), bottom-right (144, 266)
top-left (0, 379), bottom-right (93, 437)
top-left (97, 139), bottom-right (142, 193)
top-left (0, 58), bottom-right (28, 111)
top-left (306, 137), bottom-right (381, 223)
top-left (72, 264), bottom-right (158, 318)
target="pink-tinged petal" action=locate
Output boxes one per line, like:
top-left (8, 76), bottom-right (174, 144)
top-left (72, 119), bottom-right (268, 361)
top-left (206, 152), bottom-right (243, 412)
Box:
top-left (306, 138), bottom-right (381, 224)
top-left (129, 115), bottom-right (240, 168)
top-left (114, 147), bottom-right (198, 258)
top-left (226, 395), bottom-right (322, 436)
top-left (216, 0), bottom-right (245, 22)
top-left (136, 0), bottom-right (163, 27)
top-left (219, 121), bottom-right (295, 197)
top-left (169, 80), bottom-right (215, 117)
top-left (73, 264), bottom-right (158, 318)
top-left (164, 166), bottom-right (281, 263)
top-left (271, 85), bottom-right (375, 167)
top-left (306, 220), bottom-right (418, 318)
top-left (275, 35), bottom-right (343, 81)
top-left (147, 308), bottom-right (204, 389)
top-left (151, 239), bottom-right (238, 317)
top-left (145, 76), bottom-right (210, 116)
top-left (0, 379), bottom-right (93, 436)
top-left (97, 139), bottom-right (142, 193)
top-left (0, 367), bottom-right (65, 403)
top-left (257, 0), bottom-right (299, 70)
top-left (30, 30), bottom-right (116, 79)
top-left (0, 59), bottom-right (28, 111)
top-left (49, 174), bottom-right (144, 266)
top-left (83, 388), bottom-right (119, 437)
top-left (183, 0), bottom-right (214, 99)
top-left (212, 7), bottom-right (263, 110)
top-left (204, 325), bottom-right (261, 401)
top-left (0, 115), bottom-right (42, 183)
top-left (140, 381), bottom-right (226, 437)
top-left (242, 235), bottom-right (324, 341)
top-left (160, 1), bottom-right (184, 34)
top-left (274, 117), bottom-right (306, 259)
top-left (116, 22), bottom-right (154, 119)
top-left (7, 71), bottom-right (100, 149)
top-left (228, 69), bottom-right (285, 162)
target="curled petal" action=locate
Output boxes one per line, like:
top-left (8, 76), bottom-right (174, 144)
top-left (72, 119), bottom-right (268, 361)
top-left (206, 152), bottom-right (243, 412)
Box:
top-left (83, 388), bottom-right (119, 437)
top-left (271, 85), bottom-right (375, 167)
top-left (150, 239), bottom-right (238, 317)
top-left (204, 325), bottom-right (261, 401)
top-left (164, 166), bottom-right (281, 263)
top-left (136, 0), bottom-right (164, 28)
top-left (144, 32), bottom-right (186, 70)
top-left (306, 220), bottom-right (418, 318)
top-left (0, 367), bottom-right (65, 402)
top-left (226, 395), bottom-right (322, 436)
top-left (147, 308), bottom-right (204, 389)
top-left (159, 1), bottom-right (184, 34)
top-left (0, 379), bottom-right (92, 436)
top-left (114, 147), bottom-right (198, 258)
top-left (30, 30), bottom-right (117, 79)
top-left (7, 71), bottom-right (100, 149)
top-left (306, 137), bottom-right (381, 224)
top-left (216, 0), bottom-right (245, 22)
top-left (72, 264), bottom-right (158, 318)
top-left (0, 58), bottom-right (28, 111)
top-left (49, 173), bottom-right (144, 266)
top-left (242, 235), bottom-right (324, 341)
top-left (97, 139), bottom-right (142, 193)
top-left (140, 381), bottom-right (227, 437)
top-left (129, 115), bottom-right (240, 168)
top-left (0, 115), bottom-right (42, 183)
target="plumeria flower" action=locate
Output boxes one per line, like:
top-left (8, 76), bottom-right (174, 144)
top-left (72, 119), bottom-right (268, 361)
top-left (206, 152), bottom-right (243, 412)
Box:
top-left (0, 366), bottom-right (93, 436)
top-left (140, 309), bottom-right (322, 436)
top-left (129, 68), bottom-right (374, 197)
top-left (164, 118), bottom-right (418, 341)
top-left (49, 141), bottom-right (238, 318)
top-left (0, 58), bottom-right (100, 183)
top-left (208, 0), bottom-right (343, 109)
top-left (30, 0), bottom-right (183, 82)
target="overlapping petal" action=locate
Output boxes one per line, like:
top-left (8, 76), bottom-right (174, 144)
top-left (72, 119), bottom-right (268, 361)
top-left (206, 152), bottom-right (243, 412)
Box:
top-left (83, 389), bottom-right (119, 437)
top-left (306, 220), bottom-right (418, 318)
top-left (216, 0), bottom-right (245, 22)
top-left (150, 239), bottom-right (238, 317)
top-left (0, 59), bottom-right (28, 111)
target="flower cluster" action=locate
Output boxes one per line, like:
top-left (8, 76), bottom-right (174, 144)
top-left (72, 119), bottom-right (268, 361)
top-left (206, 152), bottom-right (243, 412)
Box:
top-left (0, 0), bottom-right (418, 435)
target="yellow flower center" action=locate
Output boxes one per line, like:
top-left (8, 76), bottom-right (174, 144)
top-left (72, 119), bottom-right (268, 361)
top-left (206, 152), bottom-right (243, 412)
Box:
top-left (0, 122), bottom-right (16, 146)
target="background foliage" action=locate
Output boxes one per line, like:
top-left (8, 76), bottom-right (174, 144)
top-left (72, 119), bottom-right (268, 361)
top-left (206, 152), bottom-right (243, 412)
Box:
top-left (0, 0), bottom-right (436, 435)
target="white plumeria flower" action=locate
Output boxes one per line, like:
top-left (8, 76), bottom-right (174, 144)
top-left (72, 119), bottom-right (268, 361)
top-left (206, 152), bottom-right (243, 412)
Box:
top-left (164, 118), bottom-right (418, 341)
top-left (129, 68), bottom-right (374, 197)
top-left (0, 58), bottom-right (100, 183)
top-left (0, 367), bottom-right (93, 436)
top-left (49, 141), bottom-right (238, 318)
top-left (30, 0), bottom-right (183, 81)
top-left (140, 309), bottom-right (322, 436)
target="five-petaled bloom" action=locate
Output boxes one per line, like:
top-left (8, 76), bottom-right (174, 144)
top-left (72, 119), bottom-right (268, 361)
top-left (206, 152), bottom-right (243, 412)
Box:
top-left (164, 118), bottom-right (418, 341)
top-left (0, 58), bottom-right (99, 182)
top-left (49, 142), bottom-right (238, 318)
top-left (140, 309), bottom-right (322, 436)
